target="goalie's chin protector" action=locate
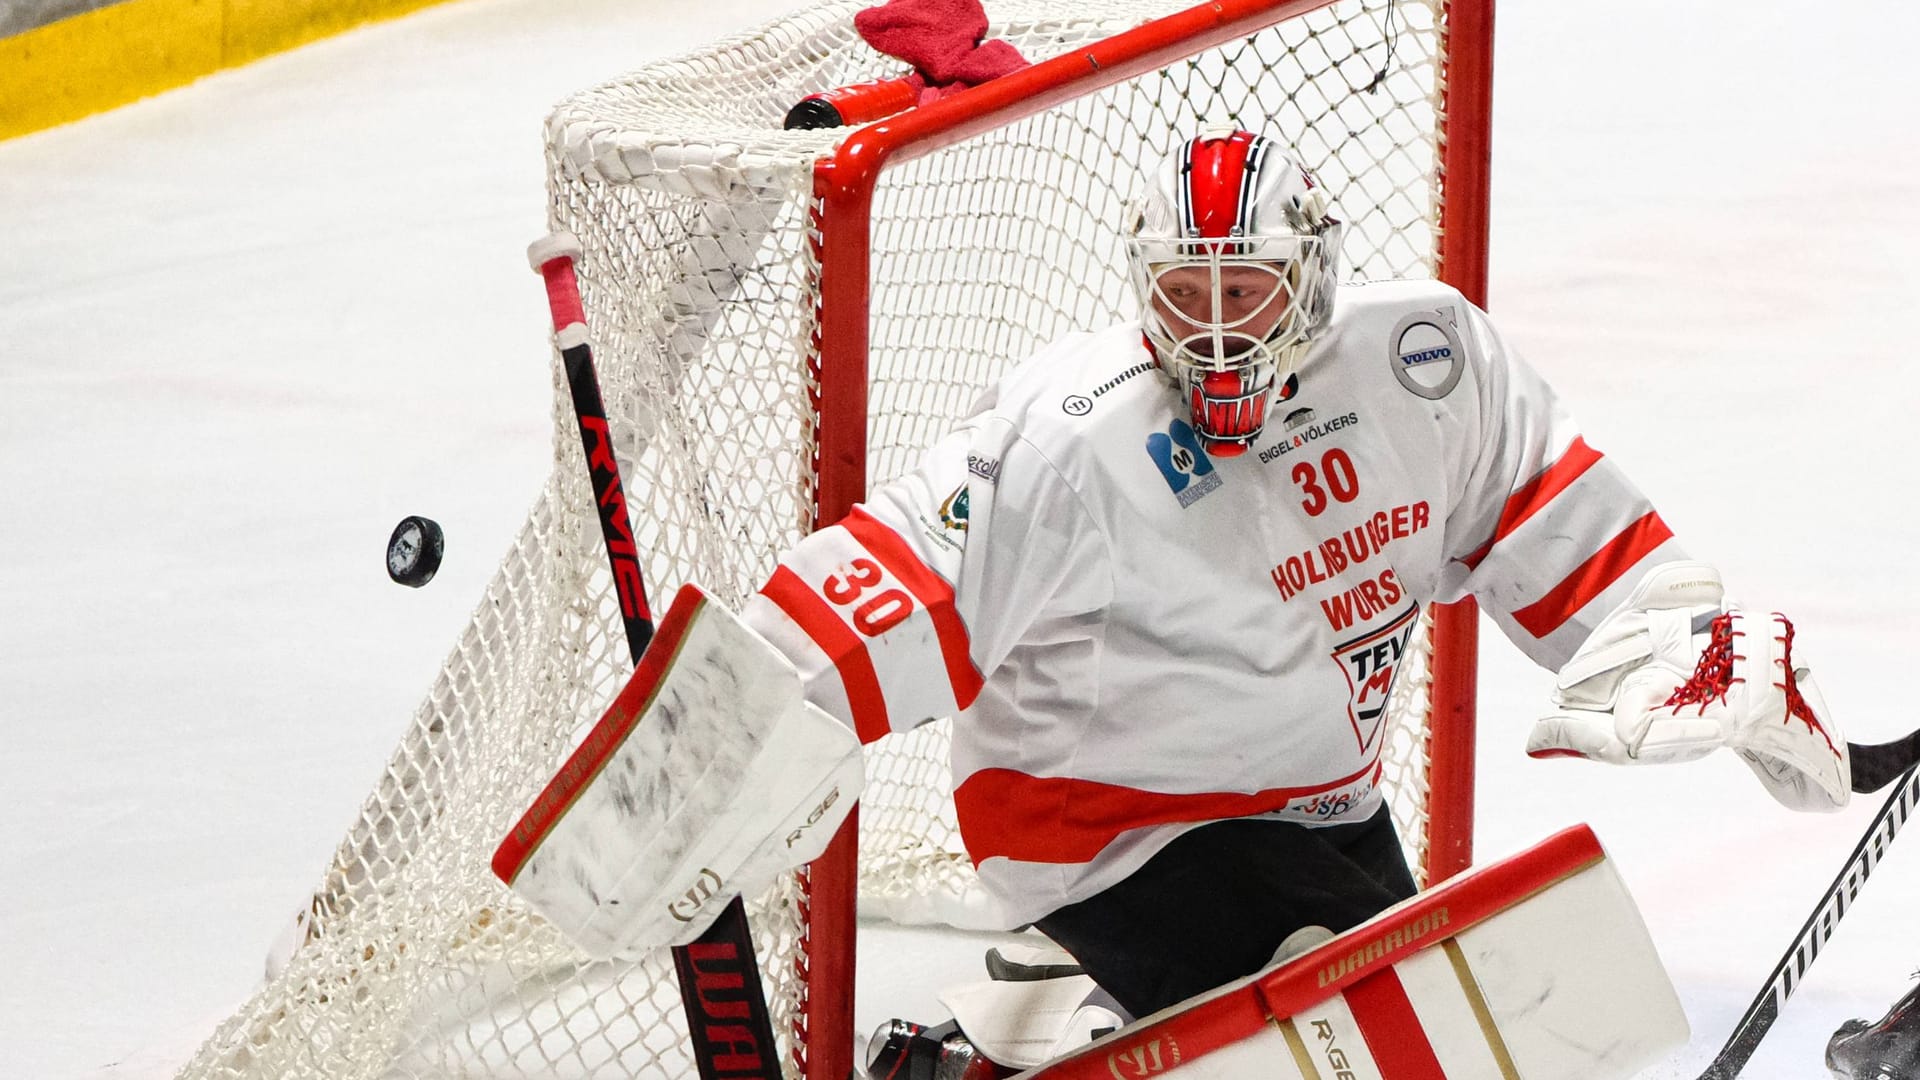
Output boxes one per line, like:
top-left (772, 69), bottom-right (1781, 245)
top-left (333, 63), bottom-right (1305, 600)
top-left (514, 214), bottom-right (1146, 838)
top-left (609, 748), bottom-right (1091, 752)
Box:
top-left (493, 583), bottom-right (865, 957)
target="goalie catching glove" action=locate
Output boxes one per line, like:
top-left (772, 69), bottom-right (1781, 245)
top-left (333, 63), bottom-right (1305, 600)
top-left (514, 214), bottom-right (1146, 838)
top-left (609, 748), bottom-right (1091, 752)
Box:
top-left (492, 583), bottom-right (865, 957)
top-left (1527, 561), bottom-right (1850, 811)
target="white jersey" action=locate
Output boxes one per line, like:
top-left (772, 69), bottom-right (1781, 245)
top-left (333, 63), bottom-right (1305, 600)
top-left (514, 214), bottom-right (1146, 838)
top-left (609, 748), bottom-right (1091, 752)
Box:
top-left (742, 278), bottom-right (1683, 928)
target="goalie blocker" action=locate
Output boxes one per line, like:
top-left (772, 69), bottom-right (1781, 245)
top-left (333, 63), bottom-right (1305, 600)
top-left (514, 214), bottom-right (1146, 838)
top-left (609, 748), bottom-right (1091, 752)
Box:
top-left (1015, 824), bottom-right (1687, 1080)
top-left (493, 584), bottom-right (865, 957)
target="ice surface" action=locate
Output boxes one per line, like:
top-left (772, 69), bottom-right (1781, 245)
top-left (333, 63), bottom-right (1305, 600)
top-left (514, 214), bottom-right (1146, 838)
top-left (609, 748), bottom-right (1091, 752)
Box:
top-left (4, 0), bottom-right (1920, 1077)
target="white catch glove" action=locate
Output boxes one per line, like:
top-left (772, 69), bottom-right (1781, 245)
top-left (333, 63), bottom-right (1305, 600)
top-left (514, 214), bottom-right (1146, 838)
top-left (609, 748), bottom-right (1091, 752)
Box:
top-left (1527, 561), bottom-right (1850, 812)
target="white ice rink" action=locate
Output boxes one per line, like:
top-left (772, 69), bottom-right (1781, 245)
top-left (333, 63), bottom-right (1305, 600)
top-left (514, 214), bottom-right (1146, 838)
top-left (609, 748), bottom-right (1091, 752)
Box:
top-left (5, 0), bottom-right (1920, 1077)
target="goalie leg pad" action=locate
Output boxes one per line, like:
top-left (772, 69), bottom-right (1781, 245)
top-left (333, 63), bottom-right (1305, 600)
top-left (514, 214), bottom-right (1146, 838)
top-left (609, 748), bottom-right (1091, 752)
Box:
top-left (493, 583), bottom-right (865, 957)
top-left (1019, 826), bottom-right (1687, 1080)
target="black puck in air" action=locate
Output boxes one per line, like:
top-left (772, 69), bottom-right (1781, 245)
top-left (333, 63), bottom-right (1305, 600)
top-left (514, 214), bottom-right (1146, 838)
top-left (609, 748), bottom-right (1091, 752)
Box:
top-left (386, 515), bottom-right (444, 587)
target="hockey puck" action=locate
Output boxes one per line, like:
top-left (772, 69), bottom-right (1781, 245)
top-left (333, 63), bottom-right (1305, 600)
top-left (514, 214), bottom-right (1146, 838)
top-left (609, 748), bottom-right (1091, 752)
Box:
top-left (783, 96), bottom-right (846, 130)
top-left (386, 515), bottom-right (444, 587)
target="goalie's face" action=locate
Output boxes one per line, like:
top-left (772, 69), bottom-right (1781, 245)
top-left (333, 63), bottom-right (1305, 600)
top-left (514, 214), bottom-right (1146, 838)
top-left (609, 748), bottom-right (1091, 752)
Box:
top-left (1137, 250), bottom-right (1313, 457)
top-left (1147, 260), bottom-right (1296, 358)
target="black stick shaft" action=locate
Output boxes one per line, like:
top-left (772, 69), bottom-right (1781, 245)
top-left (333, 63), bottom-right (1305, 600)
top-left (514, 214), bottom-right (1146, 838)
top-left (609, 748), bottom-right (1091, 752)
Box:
top-left (558, 339), bottom-right (653, 660)
top-left (536, 238), bottom-right (783, 1080)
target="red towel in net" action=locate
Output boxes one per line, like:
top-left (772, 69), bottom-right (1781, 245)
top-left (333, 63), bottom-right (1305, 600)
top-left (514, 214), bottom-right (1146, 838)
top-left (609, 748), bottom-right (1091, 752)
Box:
top-left (854, 0), bottom-right (1030, 103)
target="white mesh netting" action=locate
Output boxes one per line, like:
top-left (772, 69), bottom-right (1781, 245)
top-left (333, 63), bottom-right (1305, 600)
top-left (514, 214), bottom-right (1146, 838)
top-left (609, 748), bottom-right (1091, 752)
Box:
top-left (176, 0), bottom-right (1468, 1076)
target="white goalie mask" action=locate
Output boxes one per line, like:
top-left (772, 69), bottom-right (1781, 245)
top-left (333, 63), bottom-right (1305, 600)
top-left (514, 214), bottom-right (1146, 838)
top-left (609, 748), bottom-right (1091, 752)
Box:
top-left (1126, 128), bottom-right (1343, 456)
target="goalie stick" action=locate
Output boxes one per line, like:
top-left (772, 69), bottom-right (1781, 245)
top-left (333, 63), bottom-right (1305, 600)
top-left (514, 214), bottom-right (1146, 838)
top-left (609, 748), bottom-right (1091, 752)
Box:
top-left (530, 233), bottom-right (784, 1080)
top-left (1693, 759), bottom-right (1920, 1079)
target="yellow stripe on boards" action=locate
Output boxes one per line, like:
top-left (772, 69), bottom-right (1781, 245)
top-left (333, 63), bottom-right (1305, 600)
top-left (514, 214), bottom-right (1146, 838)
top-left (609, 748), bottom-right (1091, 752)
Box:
top-left (1, 0), bottom-right (459, 140)
top-left (0, 0), bottom-right (220, 138)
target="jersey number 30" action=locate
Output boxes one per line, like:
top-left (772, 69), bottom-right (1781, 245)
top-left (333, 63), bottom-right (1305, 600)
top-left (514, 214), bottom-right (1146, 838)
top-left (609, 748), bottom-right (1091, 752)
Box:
top-left (824, 558), bottom-right (915, 637)
top-left (1292, 448), bottom-right (1361, 516)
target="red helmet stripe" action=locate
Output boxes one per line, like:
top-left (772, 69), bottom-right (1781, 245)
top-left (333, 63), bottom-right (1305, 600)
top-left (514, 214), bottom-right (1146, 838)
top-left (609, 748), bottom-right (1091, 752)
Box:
top-left (1184, 131), bottom-right (1257, 238)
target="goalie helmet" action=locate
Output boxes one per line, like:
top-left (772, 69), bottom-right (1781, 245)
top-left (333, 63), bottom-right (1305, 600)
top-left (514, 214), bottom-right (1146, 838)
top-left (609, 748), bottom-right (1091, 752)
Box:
top-left (1126, 127), bottom-right (1343, 456)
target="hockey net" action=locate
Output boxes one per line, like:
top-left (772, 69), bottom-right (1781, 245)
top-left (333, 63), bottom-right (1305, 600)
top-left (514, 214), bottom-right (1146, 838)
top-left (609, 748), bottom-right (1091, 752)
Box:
top-left (176, 0), bottom-right (1488, 1077)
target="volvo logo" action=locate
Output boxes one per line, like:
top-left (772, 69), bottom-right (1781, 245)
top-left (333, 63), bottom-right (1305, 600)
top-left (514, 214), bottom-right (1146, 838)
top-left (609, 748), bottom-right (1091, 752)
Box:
top-left (1389, 309), bottom-right (1466, 400)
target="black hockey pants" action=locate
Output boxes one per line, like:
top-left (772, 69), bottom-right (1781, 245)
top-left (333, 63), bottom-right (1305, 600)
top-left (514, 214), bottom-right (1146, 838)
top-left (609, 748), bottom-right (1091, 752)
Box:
top-left (1032, 808), bottom-right (1418, 1019)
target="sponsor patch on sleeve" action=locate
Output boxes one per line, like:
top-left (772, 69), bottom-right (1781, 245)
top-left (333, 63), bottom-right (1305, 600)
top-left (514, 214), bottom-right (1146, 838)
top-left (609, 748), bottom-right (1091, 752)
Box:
top-left (1389, 308), bottom-right (1466, 399)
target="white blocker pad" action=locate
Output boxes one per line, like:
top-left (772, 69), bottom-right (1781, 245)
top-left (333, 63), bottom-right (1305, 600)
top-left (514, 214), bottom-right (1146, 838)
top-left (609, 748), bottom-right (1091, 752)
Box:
top-left (492, 583), bottom-right (865, 958)
top-left (1022, 825), bottom-right (1688, 1080)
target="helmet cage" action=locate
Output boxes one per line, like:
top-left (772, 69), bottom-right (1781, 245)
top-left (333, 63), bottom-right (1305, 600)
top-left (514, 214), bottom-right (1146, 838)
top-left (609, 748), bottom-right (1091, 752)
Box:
top-left (1128, 232), bottom-right (1335, 453)
top-left (1124, 129), bottom-right (1346, 453)
top-left (1132, 235), bottom-right (1318, 366)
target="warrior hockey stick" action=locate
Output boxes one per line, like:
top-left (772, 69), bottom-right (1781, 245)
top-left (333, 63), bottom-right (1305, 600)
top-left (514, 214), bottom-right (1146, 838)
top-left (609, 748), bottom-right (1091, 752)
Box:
top-left (531, 233), bottom-right (783, 1080)
top-left (1693, 760), bottom-right (1920, 1079)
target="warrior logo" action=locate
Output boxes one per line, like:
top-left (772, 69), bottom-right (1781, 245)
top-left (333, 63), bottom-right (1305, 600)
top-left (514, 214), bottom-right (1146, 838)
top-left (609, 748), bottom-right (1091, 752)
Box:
top-left (1146, 418), bottom-right (1222, 508)
top-left (667, 867), bottom-right (726, 922)
top-left (1332, 604), bottom-right (1421, 753)
top-left (1087, 361), bottom-right (1156, 399)
top-left (1106, 1037), bottom-right (1181, 1080)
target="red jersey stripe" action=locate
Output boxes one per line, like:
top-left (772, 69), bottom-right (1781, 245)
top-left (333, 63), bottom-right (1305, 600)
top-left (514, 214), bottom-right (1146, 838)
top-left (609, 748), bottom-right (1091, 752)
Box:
top-left (1512, 511), bottom-right (1674, 639)
top-left (953, 757), bottom-right (1381, 865)
top-left (1460, 436), bottom-right (1603, 570)
top-left (760, 565), bottom-right (892, 743)
top-left (1345, 968), bottom-right (1448, 1079)
top-left (843, 506), bottom-right (986, 709)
